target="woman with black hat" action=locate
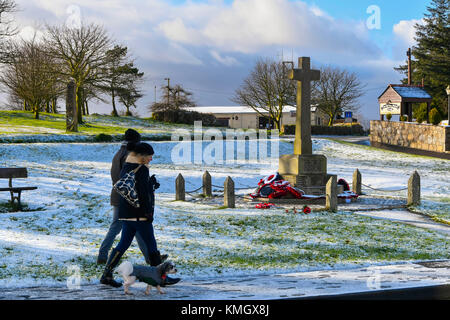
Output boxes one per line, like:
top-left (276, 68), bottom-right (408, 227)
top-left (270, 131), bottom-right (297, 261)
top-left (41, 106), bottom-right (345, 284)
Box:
top-left (97, 129), bottom-right (151, 265)
top-left (100, 141), bottom-right (180, 288)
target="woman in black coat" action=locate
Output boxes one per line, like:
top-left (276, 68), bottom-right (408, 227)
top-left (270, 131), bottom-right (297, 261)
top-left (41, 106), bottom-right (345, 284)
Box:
top-left (100, 141), bottom-right (178, 288)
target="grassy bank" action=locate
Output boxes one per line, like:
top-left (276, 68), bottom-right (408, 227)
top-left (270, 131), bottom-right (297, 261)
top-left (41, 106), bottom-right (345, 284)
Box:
top-left (0, 110), bottom-right (177, 133)
top-left (0, 110), bottom-right (277, 143)
top-left (0, 110), bottom-right (189, 142)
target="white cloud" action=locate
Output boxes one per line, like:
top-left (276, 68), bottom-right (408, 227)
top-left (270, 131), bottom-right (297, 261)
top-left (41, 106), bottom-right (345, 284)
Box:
top-left (156, 18), bottom-right (207, 46)
top-left (393, 19), bottom-right (424, 46)
top-left (309, 4), bottom-right (331, 19)
top-left (17, 25), bottom-right (45, 42)
top-left (156, 0), bottom-right (380, 58)
top-left (141, 41), bottom-right (204, 66)
top-left (210, 50), bottom-right (240, 66)
top-left (14, 0), bottom-right (381, 65)
top-left (15, 0), bottom-right (203, 65)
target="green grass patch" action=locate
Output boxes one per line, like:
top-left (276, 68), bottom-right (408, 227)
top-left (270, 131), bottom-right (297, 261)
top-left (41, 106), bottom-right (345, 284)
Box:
top-left (0, 202), bottom-right (44, 213)
top-left (0, 110), bottom-right (228, 142)
top-left (159, 208), bottom-right (450, 274)
top-left (0, 111), bottom-right (146, 135)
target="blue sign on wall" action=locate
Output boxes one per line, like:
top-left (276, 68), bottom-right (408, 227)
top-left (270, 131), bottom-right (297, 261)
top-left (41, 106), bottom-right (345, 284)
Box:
top-left (345, 111), bottom-right (352, 118)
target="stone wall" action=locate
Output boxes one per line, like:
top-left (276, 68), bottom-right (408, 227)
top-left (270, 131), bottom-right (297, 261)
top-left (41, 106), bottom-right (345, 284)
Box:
top-left (370, 120), bottom-right (450, 153)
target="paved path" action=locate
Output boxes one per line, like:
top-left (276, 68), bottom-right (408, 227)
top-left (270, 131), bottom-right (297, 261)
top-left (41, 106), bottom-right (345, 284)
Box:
top-left (1, 260), bottom-right (450, 300)
top-left (316, 135), bottom-right (370, 145)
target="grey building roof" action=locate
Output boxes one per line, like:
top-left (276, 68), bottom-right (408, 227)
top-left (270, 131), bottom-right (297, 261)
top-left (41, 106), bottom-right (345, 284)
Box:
top-left (391, 85), bottom-right (432, 99)
top-left (187, 105), bottom-right (320, 114)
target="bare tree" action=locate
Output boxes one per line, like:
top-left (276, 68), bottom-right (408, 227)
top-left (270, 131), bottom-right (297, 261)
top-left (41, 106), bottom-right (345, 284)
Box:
top-left (44, 23), bottom-right (112, 123)
top-left (149, 83), bottom-right (195, 112)
top-left (0, 0), bottom-right (18, 61)
top-left (232, 57), bottom-right (296, 130)
top-left (0, 34), bottom-right (59, 119)
top-left (312, 66), bottom-right (365, 126)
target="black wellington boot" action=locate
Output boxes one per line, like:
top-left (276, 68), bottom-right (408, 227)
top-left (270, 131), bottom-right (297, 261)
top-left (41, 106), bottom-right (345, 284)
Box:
top-left (148, 250), bottom-right (163, 266)
top-left (145, 253), bottom-right (168, 265)
top-left (100, 248), bottom-right (123, 288)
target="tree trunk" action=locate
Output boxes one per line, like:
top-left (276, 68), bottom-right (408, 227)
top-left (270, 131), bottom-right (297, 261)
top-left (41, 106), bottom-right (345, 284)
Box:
top-left (328, 115), bottom-right (334, 126)
top-left (85, 99), bottom-right (89, 115)
top-left (125, 106), bottom-right (131, 116)
top-left (23, 101), bottom-right (27, 111)
top-left (33, 105), bottom-right (39, 119)
top-left (76, 85), bottom-right (84, 124)
top-left (46, 101), bottom-right (50, 113)
top-left (81, 92), bottom-right (86, 116)
top-left (111, 89), bottom-right (118, 117)
top-left (274, 117), bottom-right (281, 131)
top-left (52, 99), bottom-right (57, 114)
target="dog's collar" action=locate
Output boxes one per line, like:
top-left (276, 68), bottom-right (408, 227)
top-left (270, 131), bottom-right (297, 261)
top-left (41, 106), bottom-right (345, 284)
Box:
top-left (161, 274), bottom-right (167, 281)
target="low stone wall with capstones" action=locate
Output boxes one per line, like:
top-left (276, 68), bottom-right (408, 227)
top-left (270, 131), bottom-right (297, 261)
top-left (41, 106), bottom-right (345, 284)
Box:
top-left (370, 120), bottom-right (450, 153)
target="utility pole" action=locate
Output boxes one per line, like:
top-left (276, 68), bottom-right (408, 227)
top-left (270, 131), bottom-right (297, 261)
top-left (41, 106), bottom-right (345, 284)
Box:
top-left (407, 48), bottom-right (412, 85)
top-left (164, 77), bottom-right (170, 107)
top-left (280, 48), bottom-right (294, 74)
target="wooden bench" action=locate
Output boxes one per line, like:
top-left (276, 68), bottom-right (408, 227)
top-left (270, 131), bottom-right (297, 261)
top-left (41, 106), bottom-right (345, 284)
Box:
top-left (0, 168), bottom-right (38, 209)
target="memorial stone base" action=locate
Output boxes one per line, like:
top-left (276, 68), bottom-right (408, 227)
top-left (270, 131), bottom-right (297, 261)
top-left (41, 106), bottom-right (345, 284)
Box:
top-left (279, 154), bottom-right (331, 196)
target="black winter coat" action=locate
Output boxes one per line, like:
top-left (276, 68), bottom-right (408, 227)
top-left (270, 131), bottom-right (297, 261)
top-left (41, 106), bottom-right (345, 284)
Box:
top-left (118, 162), bottom-right (156, 222)
top-left (110, 143), bottom-right (128, 206)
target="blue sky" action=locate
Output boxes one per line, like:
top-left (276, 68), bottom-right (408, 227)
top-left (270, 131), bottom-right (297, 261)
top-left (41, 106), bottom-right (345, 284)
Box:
top-left (10, 0), bottom-right (433, 124)
top-left (300, 0), bottom-right (430, 56)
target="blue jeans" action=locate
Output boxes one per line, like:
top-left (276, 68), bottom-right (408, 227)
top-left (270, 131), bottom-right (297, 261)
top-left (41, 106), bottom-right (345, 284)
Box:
top-left (114, 220), bottom-right (158, 255)
top-left (98, 206), bottom-right (150, 262)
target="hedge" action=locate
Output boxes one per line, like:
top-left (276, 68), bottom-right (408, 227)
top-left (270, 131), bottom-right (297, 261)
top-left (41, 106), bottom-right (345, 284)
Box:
top-left (152, 109), bottom-right (218, 126)
top-left (283, 124), bottom-right (365, 136)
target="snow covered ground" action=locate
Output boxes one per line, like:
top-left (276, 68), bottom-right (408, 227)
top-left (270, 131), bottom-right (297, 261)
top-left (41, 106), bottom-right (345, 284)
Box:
top-left (0, 138), bottom-right (448, 289)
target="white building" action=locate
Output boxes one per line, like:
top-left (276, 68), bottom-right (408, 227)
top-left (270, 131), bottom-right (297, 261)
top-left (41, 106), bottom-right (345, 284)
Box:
top-left (187, 105), bottom-right (329, 129)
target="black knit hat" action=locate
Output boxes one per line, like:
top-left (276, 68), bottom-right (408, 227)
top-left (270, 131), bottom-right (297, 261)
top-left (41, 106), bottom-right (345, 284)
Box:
top-left (127, 142), bottom-right (154, 156)
top-left (124, 129), bottom-right (141, 142)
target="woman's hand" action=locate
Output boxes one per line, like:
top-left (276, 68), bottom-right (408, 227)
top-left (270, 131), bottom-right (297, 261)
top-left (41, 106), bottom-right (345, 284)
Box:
top-left (149, 174), bottom-right (160, 190)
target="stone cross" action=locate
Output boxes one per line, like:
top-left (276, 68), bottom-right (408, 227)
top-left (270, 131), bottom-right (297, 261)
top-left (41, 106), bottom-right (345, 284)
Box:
top-left (288, 57), bottom-right (320, 155)
top-left (66, 80), bottom-right (78, 132)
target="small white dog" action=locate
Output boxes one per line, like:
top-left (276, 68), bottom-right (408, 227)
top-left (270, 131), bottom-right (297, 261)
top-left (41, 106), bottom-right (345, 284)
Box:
top-left (115, 261), bottom-right (178, 295)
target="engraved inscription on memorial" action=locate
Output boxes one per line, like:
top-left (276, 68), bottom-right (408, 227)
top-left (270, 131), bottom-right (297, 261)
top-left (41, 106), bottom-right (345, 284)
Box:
top-left (297, 176), bottom-right (307, 187)
top-left (303, 159), bottom-right (321, 172)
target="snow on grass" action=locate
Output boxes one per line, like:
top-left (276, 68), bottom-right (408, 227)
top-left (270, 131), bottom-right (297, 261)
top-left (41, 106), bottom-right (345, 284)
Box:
top-left (0, 138), bottom-right (449, 287)
top-left (311, 138), bottom-right (450, 211)
top-left (413, 199), bottom-right (450, 224)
